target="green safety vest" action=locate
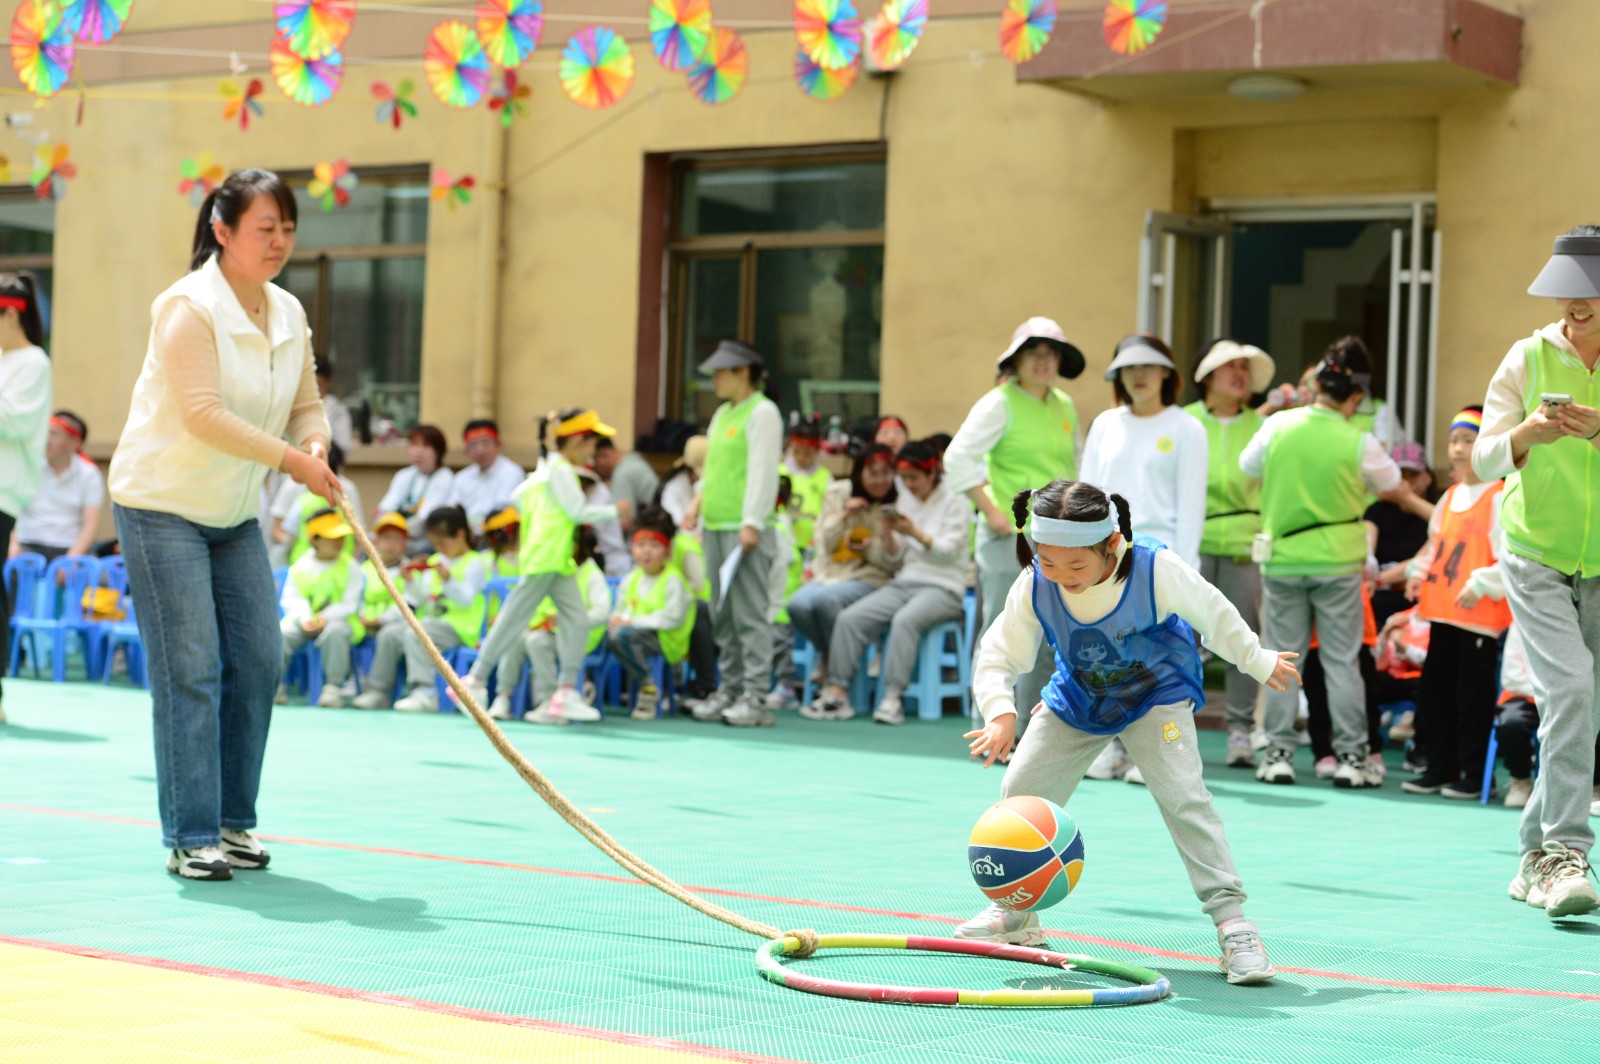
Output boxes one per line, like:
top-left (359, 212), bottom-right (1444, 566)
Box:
top-left (358, 559), bottom-right (398, 631)
top-left (672, 533), bottom-right (710, 603)
top-left (772, 519), bottom-right (803, 625)
top-left (984, 382), bottom-right (1079, 521)
top-left (703, 392), bottom-right (778, 531)
top-left (517, 457), bottom-right (579, 577)
top-left (290, 556), bottom-right (366, 643)
top-left (1184, 401), bottom-right (1265, 560)
top-left (1349, 396), bottom-right (1387, 439)
top-left (478, 548), bottom-right (520, 580)
top-left (1502, 332), bottom-right (1600, 577)
top-left (1259, 406), bottom-right (1368, 578)
top-left (618, 564), bottom-right (697, 664)
top-left (529, 558), bottom-right (609, 654)
top-left (784, 463), bottom-right (832, 550)
top-left (424, 551), bottom-right (487, 647)
top-left (288, 489), bottom-right (354, 566)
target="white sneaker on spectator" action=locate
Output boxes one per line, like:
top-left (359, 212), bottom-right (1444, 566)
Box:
top-left (1226, 730), bottom-right (1255, 768)
top-left (488, 694), bottom-right (515, 721)
top-left (316, 687), bottom-right (345, 709)
top-left (631, 683), bottom-right (661, 721)
top-left (351, 690), bottom-right (390, 710)
top-left (1593, 784), bottom-right (1600, 805)
top-left (762, 686), bottom-right (800, 712)
top-left (873, 694), bottom-right (905, 725)
top-left (1086, 741), bottom-right (1130, 781)
top-left (1124, 765), bottom-right (1146, 786)
top-left (450, 674), bottom-right (489, 713)
top-left (1367, 753), bottom-right (1388, 781)
top-left (1591, 799), bottom-right (1600, 818)
top-left (394, 689), bottom-right (438, 713)
top-left (0, 702), bottom-right (7, 725)
top-left (1388, 710), bottom-right (1416, 742)
top-left (1510, 849), bottom-right (1544, 903)
top-left (1332, 752), bottom-right (1382, 789)
top-left (1216, 919), bottom-right (1275, 985)
top-left (526, 697), bottom-right (567, 726)
top-left (552, 686), bottom-right (602, 723)
top-left (1533, 842), bottom-right (1599, 919)
top-left (1505, 777), bottom-right (1533, 809)
top-left (800, 693), bottom-right (854, 721)
top-left (167, 846), bottom-right (231, 881)
top-left (953, 903), bottom-right (1047, 948)
top-left (723, 700), bottom-right (775, 727)
top-left (689, 690), bottom-right (732, 722)
top-left (1256, 749), bottom-right (1295, 784)
top-left (1313, 756), bottom-right (1338, 780)
top-left (219, 829), bottom-right (270, 869)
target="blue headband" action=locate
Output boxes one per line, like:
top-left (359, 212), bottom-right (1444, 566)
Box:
top-left (1032, 513), bottom-right (1116, 547)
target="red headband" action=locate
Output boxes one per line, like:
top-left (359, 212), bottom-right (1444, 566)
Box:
top-left (50, 415), bottom-right (83, 442)
top-left (632, 528), bottom-right (670, 549)
top-left (464, 427), bottom-right (499, 444)
top-left (897, 456), bottom-right (938, 473)
top-left (0, 296), bottom-right (26, 312)
top-left (879, 417), bottom-right (907, 431)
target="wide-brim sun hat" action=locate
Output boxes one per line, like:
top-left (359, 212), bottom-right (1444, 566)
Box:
top-left (1193, 340), bottom-right (1276, 394)
top-left (997, 317), bottom-right (1086, 380)
top-left (1528, 233), bottom-right (1600, 299)
top-left (698, 339), bottom-right (764, 375)
top-left (1103, 341), bottom-right (1177, 382)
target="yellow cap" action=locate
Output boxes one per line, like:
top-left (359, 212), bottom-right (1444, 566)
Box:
top-left (555, 409), bottom-right (617, 438)
top-left (305, 512), bottom-right (353, 540)
top-left (373, 511), bottom-right (409, 535)
top-left (482, 505), bottom-right (520, 533)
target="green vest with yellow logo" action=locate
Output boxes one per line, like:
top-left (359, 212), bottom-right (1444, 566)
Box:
top-left (703, 392), bottom-right (777, 531)
top-left (1184, 401), bottom-right (1265, 560)
top-left (985, 382), bottom-right (1079, 519)
top-left (358, 559), bottom-right (398, 632)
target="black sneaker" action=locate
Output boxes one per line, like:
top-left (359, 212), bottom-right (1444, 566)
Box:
top-left (1401, 772), bottom-right (1456, 795)
top-left (220, 829), bottom-right (270, 869)
top-left (167, 846), bottom-right (233, 881)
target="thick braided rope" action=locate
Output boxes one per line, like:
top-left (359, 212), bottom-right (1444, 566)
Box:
top-left (333, 494), bottom-right (819, 957)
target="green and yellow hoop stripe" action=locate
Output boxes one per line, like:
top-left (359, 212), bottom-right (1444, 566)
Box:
top-left (755, 933), bottom-right (1171, 1007)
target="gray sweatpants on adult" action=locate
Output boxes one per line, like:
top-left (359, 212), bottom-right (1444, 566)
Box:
top-left (280, 618), bottom-right (354, 687)
top-left (827, 582), bottom-right (963, 694)
top-left (1198, 554), bottom-right (1262, 734)
top-left (1002, 704), bottom-right (1247, 924)
top-left (976, 531), bottom-right (1053, 717)
top-left (469, 572), bottom-right (584, 689)
top-left (364, 618), bottom-right (463, 697)
top-left (1261, 572), bottom-right (1366, 759)
top-left (704, 528), bottom-right (777, 701)
top-left (1503, 551), bottom-right (1600, 857)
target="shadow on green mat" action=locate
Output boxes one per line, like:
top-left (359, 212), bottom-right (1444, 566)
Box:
top-left (0, 722), bottom-right (107, 743)
top-left (1160, 967), bottom-right (1399, 1020)
top-left (178, 874), bottom-right (443, 933)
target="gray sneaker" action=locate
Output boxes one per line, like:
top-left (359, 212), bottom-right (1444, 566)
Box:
top-left (952, 903), bottom-right (1047, 948)
top-left (1510, 849), bottom-right (1545, 903)
top-left (1226, 729), bottom-right (1255, 768)
top-left (688, 690), bottom-right (732, 722)
top-left (722, 700), bottom-right (775, 727)
top-left (1216, 919), bottom-right (1275, 985)
top-left (1534, 842), bottom-right (1599, 919)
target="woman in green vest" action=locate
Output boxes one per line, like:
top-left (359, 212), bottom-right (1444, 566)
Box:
top-left (1479, 227), bottom-right (1600, 920)
top-left (1185, 340), bottom-right (1276, 768)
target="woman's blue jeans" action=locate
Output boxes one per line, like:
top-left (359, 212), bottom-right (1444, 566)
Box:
top-left (786, 579), bottom-right (873, 658)
top-left (114, 504), bottom-right (280, 850)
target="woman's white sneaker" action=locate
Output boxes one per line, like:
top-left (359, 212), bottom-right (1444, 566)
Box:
top-left (219, 829), bottom-right (270, 869)
top-left (167, 846), bottom-right (232, 881)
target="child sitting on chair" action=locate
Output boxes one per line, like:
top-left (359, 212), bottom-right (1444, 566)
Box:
top-left (358, 512), bottom-right (410, 641)
top-left (480, 504), bottom-right (521, 579)
top-left (279, 508), bottom-right (365, 708)
top-left (608, 506), bottom-right (696, 721)
top-left (509, 527), bottom-right (610, 724)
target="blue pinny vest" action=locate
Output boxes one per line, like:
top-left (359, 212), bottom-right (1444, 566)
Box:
top-left (1031, 540), bottom-right (1207, 736)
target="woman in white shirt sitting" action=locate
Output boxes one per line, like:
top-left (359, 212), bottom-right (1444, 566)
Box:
top-left (377, 424), bottom-right (454, 556)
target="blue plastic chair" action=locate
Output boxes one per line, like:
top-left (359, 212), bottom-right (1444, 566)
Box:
top-left (901, 617), bottom-right (973, 721)
top-left (99, 598), bottom-right (147, 688)
top-left (273, 567), bottom-right (289, 619)
top-left (1481, 725), bottom-right (1539, 805)
top-left (5, 553), bottom-right (47, 677)
top-left (10, 555), bottom-right (100, 682)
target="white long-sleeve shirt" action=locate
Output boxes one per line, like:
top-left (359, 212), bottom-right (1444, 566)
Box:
top-left (613, 567), bottom-right (691, 632)
top-left (694, 396), bottom-right (783, 531)
top-left (974, 541), bottom-right (1278, 724)
top-left (881, 482), bottom-right (974, 595)
top-left (1239, 409), bottom-right (1403, 493)
top-left (1079, 405), bottom-right (1208, 569)
top-left (448, 454), bottom-right (527, 527)
top-left (942, 386), bottom-right (1086, 497)
top-left (281, 555), bottom-right (364, 625)
top-left (1473, 322), bottom-right (1600, 480)
top-left (1403, 479), bottom-right (1507, 636)
top-left (404, 548), bottom-right (488, 614)
top-left (0, 344), bottom-right (50, 519)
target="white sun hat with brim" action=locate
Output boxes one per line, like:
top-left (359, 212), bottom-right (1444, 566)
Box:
top-left (1103, 341), bottom-right (1177, 381)
top-left (997, 317), bottom-right (1087, 380)
top-left (1193, 340), bottom-right (1276, 394)
top-left (1528, 233), bottom-right (1600, 299)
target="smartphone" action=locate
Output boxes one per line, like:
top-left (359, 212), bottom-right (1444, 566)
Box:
top-left (880, 506), bottom-right (899, 519)
top-left (1541, 392), bottom-right (1573, 415)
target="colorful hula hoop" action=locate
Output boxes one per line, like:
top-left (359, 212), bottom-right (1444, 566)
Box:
top-left (756, 934), bottom-right (1171, 1007)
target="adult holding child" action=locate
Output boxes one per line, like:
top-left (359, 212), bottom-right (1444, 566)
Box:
top-left (109, 169), bottom-right (337, 881)
top-left (0, 271), bottom-right (51, 726)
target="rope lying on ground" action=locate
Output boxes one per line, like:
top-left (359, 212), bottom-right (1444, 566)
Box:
top-left (333, 494), bottom-right (820, 958)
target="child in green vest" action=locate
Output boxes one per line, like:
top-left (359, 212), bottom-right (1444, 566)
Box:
top-left (609, 507), bottom-right (697, 720)
top-left (357, 511), bottom-right (409, 643)
top-left (513, 527), bottom-right (611, 724)
top-left (457, 409), bottom-right (619, 724)
top-left (275, 442), bottom-right (361, 567)
top-left (278, 508), bottom-right (365, 708)
top-left (479, 505), bottom-right (521, 580)
top-left (1481, 227), bottom-right (1600, 920)
top-left (781, 414), bottom-right (832, 552)
top-left (353, 504), bottom-right (488, 713)
top-left (763, 476), bottom-right (806, 710)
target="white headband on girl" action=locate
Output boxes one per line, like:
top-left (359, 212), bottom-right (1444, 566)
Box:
top-left (1032, 513), bottom-right (1116, 547)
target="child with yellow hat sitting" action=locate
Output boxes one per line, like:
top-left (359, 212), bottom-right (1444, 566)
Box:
top-left (279, 508), bottom-right (366, 708)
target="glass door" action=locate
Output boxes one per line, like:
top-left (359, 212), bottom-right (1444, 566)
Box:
top-left (1138, 212), bottom-right (1234, 377)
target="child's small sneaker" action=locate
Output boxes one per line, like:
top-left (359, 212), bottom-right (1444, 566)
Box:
top-left (872, 695), bottom-right (905, 725)
top-left (952, 903), bottom-right (1047, 948)
top-left (1591, 799), bottom-right (1599, 818)
top-left (1401, 772), bottom-right (1452, 795)
top-left (167, 846), bottom-right (232, 881)
top-left (316, 687), bottom-right (346, 709)
top-left (449, 675), bottom-right (490, 713)
top-left (1388, 710), bottom-right (1416, 742)
top-left (1216, 919), bottom-right (1275, 985)
top-left (552, 686), bottom-right (602, 723)
top-left (1534, 842), bottom-right (1599, 919)
top-left (1256, 749), bottom-right (1295, 785)
top-left (351, 690), bottom-right (390, 709)
top-left (1226, 730), bottom-right (1255, 768)
top-left (219, 829), bottom-right (270, 869)
top-left (1086, 742), bottom-right (1130, 781)
top-left (274, 684), bottom-right (290, 705)
top-left (488, 694), bottom-right (515, 721)
top-left (1124, 765), bottom-right (1146, 786)
top-left (723, 700), bottom-right (775, 728)
top-left (800, 694), bottom-right (854, 721)
top-left (1314, 756), bottom-right (1338, 780)
top-left (394, 689), bottom-right (438, 713)
top-left (1441, 780), bottom-right (1484, 801)
top-left (1332, 752), bottom-right (1383, 789)
top-left (631, 683), bottom-right (661, 721)
top-left (1505, 777), bottom-right (1533, 809)
top-left (1510, 849), bottom-right (1545, 903)
top-left (688, 690), bottom-right (732, 722)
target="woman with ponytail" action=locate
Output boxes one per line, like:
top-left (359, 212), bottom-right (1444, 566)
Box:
top-left (108, 169), bottom-right (337, 882)
top-left (0, 270), bottom-right (51, 725)
top-left (958, 478), bottom-right (1299, 985)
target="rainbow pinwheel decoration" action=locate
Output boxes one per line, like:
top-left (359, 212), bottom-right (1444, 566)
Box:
top-left (648, 0), bottom-right (711, 73)
top-left (558, 26), bottom-right (634, 110)
top-left (62, 0), bottom-right (133, 45)
top-left (999, 0), bottom-right (1056, 64)
top-left (221, 78), bottom-right (265, 130)
top-left (178, 152), bottom-right (224, 206)
top-left (371, 78), bottom-right (416, 129)
top-left (31, 142), bottom-right (75, 200)
top-left (274, 0), bottom-right (355, 61)
top-left (11, 0), bottom-right (76, 99)
top-left (686, 26), bottom-right (746, 106)
top-left (793, 46), bottom-right (857, 100)
top-left (270, 34), bottom-right (343, 106)
top-left (476, 0), bottom-right (542, 69)
top-left (794, 0), bottom-right (861, 71)
top-left (424, 19), bottom-right (490, 109)
top-left (488, 69), bottom-right (531, 127)
top-left (868, 0), bottom-right (925, 71)
top-left (1102, 0), bottom-right (1165, 55)
top-left (308, 158), bottom-right (358, 211)
top-left (431, 168), bottom-right (475, 211)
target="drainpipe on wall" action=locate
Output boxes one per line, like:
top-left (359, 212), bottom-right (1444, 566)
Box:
top-left (471, 117), bottom-right (510, 419)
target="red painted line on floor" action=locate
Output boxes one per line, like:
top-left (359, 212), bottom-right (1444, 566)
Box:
top-left (7, 802), bottom-right (1600, 1003)
top-left (0, 934), bottom-right (808, 1064)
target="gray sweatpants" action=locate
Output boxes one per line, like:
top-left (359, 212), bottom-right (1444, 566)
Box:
top-left (280, 618), bottom-right (354, 686)
top-left (1198, 554), bottom-right (1262, 734)
top-left (704, 528), bottom-right (777, 701)
top-left (977, 531), bottom-right (1053, 720)
top-left (1503, 551), bottom-right (1600, 857)
top-left (364, 617), bottom-right (463, 698)
top-left (827, 582), bottom-right (964, 694)
top-left (1002, 703), bottom-right (1247, 924)
top-left (470, 571), bottom-right (584, 689)
top-left (1261, 572), bottom-right (1366, 759)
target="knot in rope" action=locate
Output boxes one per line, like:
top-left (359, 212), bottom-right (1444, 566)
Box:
top-left (785, 928), bottom-right (821, 959)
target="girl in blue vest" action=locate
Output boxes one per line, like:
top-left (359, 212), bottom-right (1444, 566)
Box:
top-left (959, 479), bottom-right (1301, 984)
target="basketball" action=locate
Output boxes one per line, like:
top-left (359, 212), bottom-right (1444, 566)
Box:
top-left (967, 796), bottom-right (1085, 913)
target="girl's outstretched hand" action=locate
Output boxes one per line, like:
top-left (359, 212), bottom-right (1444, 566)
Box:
top-left (964, 712), bottom-right (1017, 768)
top-left (1264, 651), bottom-right (1302, 692)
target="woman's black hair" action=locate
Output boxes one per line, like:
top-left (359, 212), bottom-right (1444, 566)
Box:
top-left (1315, 335), bottom-right (1374, 404)
top-left (574, 524), bottom-right (601, 567)
top-left (0, 272), bottom-right (46, 348)
top-left (776, 474), bottom-right (793, 509)
top-left (1110, 333), bottom-right (1179, 408)
top-left (52, 409), bottom-right (86, 440)
top-left (848, 444), bottom-right (899, 505)
top-left (633, 504), bottom-right (678, 543)
top-left (463, 417), bottom-right (499, 438)
top-left (1010, 479), bottom-right (1135, 580)
top-left (190, 168), bottom-right (298, 273)
top-left (408, 424), bottom-right (447, 465)
top-left (423, 503), bottom-right (470, 540)
top-left (894, 440), bottom-right (942, 484)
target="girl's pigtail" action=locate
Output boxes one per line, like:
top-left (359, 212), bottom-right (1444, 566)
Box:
top-left (1012, 489), bottom-right (1034, 570)
top-left (1108, 492), bottom-right (1135, 581)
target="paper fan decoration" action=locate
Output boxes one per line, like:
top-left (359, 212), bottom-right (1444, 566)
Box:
top-left (558, 26), bottom-right (634, 110)
top-left (274, 0), bottom-right (355, 62)
top-left (221, 78), bottom-right (265, 130)
top-left (431, 168), bottom-right (475, 211)
top-left (308, 158), bottom-right (358, 211)
top-left (31, 142), bottom-right (75, 200)
top-left (686, 26), bottom-right (746, 106)
top-left (11, 0), bottom-right (76, 99)
top-left (270, 34), bottom-right (343, 106)
top-left (1103, 0), bottom-right (1165, 55)
top-left (794, 0), bottom-right (862, 72)
top-left (999, 0), bottom-right (1056, 64)
top-left (488, 69), bottom-right (531, 127)
top-left (178, 152), bottom-right (224, 206)
top-left (868, 0), bottom-right (925, 71)
top-left (476, 0), bottom-right (542, 69)
top-left (793, 47), bottom-right (857, 100)
top-left (648, 0), bottom-right (711, 74)
top-left (424, 20), bottom-right (491, 109)
top-left (61, 0), bottom-right (133, 45)
top-left (372, 78), bottom-right (416, 130)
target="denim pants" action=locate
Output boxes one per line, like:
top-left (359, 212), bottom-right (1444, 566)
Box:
top-left (609, 625), bottom-right (664, 683)
top-left (114, 504), bottom-right (280, 850)
top-left (787, 579), bottom-right (872, 665)
top-left (0, 508), bottom-right (13, 706)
